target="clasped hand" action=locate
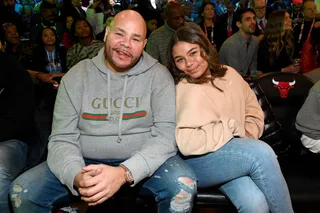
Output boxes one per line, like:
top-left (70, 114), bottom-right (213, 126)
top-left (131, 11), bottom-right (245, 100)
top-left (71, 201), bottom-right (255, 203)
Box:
top-left (74, 164), bottom-right (126, 206)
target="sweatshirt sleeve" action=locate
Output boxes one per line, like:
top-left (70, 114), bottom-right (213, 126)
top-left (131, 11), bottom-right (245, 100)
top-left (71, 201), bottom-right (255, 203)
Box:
top-left (47, 72), bottom-right (85, 196)
top-left (176, 85), bottom-right (245, 156)
top-left (145, 33), bottom-right (160, 62)
top-left (243, 81), bottom-right (264, 139)
top-left (121, 67), bottom-right (177, 185)
top-left (86, 8), bottom-right (96, 33)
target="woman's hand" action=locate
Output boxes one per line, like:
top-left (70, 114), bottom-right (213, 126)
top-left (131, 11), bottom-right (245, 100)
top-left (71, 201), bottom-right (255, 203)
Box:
top-left (281, 64), bottom-right (300, 73)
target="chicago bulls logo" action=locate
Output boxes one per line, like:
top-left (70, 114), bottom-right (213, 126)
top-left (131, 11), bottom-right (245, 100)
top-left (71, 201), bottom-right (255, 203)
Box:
top-left (272, 78), bottom-right (296, 98)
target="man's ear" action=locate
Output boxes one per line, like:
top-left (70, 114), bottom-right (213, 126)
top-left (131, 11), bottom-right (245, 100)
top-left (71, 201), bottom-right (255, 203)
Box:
top-left (104, 26), bottom-right (110, 42)
top-left (143, 39), bottom-right (147, 49)
top-left (236, 21), bottom-right (241, 29)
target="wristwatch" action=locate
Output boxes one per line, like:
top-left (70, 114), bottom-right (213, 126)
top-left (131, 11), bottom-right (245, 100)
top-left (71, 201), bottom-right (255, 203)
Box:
top-left (119, 164), bottom-right (134, 185)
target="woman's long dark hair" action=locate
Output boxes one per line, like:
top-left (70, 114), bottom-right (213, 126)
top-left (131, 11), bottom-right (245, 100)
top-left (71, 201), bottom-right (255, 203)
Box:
top-left (167, 23), bottom-right (227, 86)
top-left (198, 2), bottom-right (215, 26)
top-left (264, 10), bottom-right (294, 66)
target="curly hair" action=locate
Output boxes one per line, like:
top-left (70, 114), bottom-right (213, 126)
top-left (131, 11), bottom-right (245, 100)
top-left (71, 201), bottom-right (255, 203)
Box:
top-left (264, 10), bottom-right (294, 66)
top-left (167, 23), bottom-right (227, 86)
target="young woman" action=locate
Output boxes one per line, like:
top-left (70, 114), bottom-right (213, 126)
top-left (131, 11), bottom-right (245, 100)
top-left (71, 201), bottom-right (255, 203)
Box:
top-left (167, 24), bottom-right (294, 213)
top-left (31, 27), bottom-right (67, 74)
top-left (198, 2), bottom-right (227, 51)
top-left (258, 10), bottom-right (299, 73)
top-left (67, 18), bottom-right (104, 70)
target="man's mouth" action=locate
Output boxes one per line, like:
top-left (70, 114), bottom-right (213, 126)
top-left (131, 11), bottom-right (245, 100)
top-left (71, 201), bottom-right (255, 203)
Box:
top-left (114, 48), bottom-right (132, 58)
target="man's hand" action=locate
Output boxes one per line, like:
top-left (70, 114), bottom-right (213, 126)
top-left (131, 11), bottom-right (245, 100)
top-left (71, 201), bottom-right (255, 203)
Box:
top-left (36, 72), bottom-right (65, 88)
top-left (78, 164), bottom-right (127, 206)
top-left (74, 169), bottom-right (102, 189)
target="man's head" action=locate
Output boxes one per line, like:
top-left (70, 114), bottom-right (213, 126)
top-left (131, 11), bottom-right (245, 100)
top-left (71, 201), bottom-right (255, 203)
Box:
top-left (252, 0), bottom-right (266, 19)
top-left (236, 8), bottom-right (256, 35)
top-left (164, 2), bottom-right (185, 30)
top-left (103, 10), bottom-right (147, 73)
top-left (302, 0), bottom-right (317, 21)
top-left (1, 23), bottom-right (20, 45)
top-left (182, 2), bottom-right (193, 18)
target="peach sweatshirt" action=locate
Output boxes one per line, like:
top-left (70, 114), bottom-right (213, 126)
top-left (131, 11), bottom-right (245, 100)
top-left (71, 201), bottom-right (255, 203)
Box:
top-left (176, 66), bottom-right (264, 156)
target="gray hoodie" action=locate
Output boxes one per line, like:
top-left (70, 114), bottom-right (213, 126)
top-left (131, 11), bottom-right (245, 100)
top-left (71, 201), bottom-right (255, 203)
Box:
top-left (48, 48), bottom-right (177, 195)
top-left (296, 80), bottom-right (320, 140)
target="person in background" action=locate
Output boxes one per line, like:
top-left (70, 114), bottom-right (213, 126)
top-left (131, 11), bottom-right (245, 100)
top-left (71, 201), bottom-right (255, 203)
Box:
top-left (252, 0), bottom-right (267, 43)
top-left (146, 2), bottom-right (185, 66)
top-left (0, 39), bottom-right (35, 213)
top-left (141, 9), bottom-right (159, 38)
top-left (66, 18), bottom-right (103, 70)
top-left (61, 15), bottom-right (75, 49)
top-left (258, 10), bottom-right (298, 73)
top-left (0, 22), bottom-right (33, 68)
top-left (219, 8), bottom-right (260, 78)
top-left (301, 27), bottom-right (320, 73)
top-left (198, 2), bottom-right (227, 51)
top-left (168, 23), bottom-right (294, 213)
top-left (294, 0), bottom-right (318, 57)
top-left (183, 1), bottom-right (195, 22)
top-left (296, 80), bottom-right (320, 154)
top-left (86, 0), bottom-right (106, 35)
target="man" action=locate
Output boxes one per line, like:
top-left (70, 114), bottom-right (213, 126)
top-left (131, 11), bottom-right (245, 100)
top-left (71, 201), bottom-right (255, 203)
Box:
top-left (146, 2), bottom-right (185, 66)
top-left (30, 1), bottom-right (64, 42)
top-left (252, 0), bottom-right (267, 39)
top-left (294, 0), bottom-right (318, 57)
top-left (296, 80), bottom-right (320, 154)
top-left (220, 8), bottom-right (259, 78)
top-left (10, 10), bottom-right (196, 213)
top-left (0, 40), bottom-right (34, 213)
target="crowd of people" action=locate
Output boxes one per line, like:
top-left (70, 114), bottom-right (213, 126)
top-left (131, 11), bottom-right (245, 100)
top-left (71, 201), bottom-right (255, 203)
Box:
top-left (1, 0), bottom-right (320, 212)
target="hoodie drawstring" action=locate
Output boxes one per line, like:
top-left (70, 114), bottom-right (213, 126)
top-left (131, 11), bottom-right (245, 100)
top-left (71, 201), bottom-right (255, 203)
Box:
top-left (117, 75), bottom-right (128, 143)
top-left (107, 71), bottom-right (111, 121)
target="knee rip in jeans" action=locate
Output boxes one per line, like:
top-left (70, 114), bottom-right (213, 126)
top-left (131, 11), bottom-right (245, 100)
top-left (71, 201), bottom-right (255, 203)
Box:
top-left (11, 184), bottom-right (28, 208)
top-left (170, 177), bottom-right (196, 213)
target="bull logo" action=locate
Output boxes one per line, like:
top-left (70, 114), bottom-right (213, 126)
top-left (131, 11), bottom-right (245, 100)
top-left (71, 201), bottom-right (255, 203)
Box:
top-left (272, 78), bottom-right (296, 98)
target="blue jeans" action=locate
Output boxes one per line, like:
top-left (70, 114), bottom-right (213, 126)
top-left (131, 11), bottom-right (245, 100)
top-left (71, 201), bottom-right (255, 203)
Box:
top-left (10, 155), bottom-right (197, 213)
top-left (184, 138), bottom-right (294, 213)
top-left (0, 139), bottom-right (28, 213)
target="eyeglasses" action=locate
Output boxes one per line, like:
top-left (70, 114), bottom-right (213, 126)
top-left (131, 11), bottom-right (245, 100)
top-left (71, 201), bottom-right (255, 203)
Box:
top-left (254, 6), bottom-right (266, 11)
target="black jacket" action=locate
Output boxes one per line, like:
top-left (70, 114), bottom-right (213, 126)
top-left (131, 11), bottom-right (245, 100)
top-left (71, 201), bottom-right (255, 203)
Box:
top-left (0, 52), bottom-right (35, 143)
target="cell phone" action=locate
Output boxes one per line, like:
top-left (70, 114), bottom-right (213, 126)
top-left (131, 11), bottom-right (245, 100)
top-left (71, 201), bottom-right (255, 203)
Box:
top-left (52, 76), bottom-right (62, 84)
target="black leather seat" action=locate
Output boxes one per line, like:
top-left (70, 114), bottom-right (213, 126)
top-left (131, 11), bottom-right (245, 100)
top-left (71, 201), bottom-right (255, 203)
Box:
top-left (194, 73), bottom-right (320, 210)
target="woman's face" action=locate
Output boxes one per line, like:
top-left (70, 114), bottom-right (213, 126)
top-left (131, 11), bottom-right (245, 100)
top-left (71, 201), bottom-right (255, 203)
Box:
top-left (283, 12), bottom-right (292, 30)
top-left (42, 28), bottom-right (56, 46)
top-left (172, 41), bottom-right (210, 79)
top-left (75, 20), bottom-right (91, 38)
top-left (66, 16), bottom-right (74, 30)
top-left (202, 4), bottom-right (215, 20)
top-left (146, 19), bottom-right (158, 32)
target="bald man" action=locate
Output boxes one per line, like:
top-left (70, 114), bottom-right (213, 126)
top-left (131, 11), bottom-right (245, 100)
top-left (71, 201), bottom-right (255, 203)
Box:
top-left (9, 10), bottom-right (196, 213)
top-left (146, 2), bottom-right (185, 67)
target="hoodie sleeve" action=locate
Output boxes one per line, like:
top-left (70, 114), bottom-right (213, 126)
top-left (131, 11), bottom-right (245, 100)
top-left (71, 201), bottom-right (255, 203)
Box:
top-left (145, 33), bottom-right (160, 62)
top-left (47, 70), bottom-right (85, 196)
top-left (121, 67), bottom-right (177, 185)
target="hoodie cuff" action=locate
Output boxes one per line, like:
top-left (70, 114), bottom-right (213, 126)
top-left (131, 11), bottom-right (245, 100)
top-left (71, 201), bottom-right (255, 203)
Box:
top-left (121, 153), bottom-right (151, 186)
top-left (62, 161), bottom-right (84, 196)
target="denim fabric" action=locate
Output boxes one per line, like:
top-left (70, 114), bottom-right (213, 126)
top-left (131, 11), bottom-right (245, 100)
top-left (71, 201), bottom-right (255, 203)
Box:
top-left (10, 155), bottom-right (197, 213)
top-left (0, 139), bottom-right (28, 213)
top-left (183, 137), bottom-right (294, 213)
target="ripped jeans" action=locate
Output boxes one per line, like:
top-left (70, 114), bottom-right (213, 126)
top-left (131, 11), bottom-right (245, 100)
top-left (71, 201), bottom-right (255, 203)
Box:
top-left (0, 139), bottom-right (28, 213)
top-left (9, 155), bottom-right (197, 213)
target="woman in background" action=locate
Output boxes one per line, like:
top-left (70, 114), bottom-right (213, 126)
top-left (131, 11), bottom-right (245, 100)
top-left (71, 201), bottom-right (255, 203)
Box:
top-left (258, 10), bottom-right (299, 73)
